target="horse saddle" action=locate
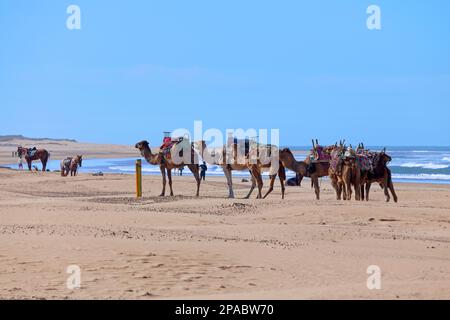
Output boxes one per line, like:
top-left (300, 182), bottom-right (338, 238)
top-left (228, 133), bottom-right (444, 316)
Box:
top-left (63, 158), bottom-right (72, 168)
top-left (28, 148), bottom-right (37, 157)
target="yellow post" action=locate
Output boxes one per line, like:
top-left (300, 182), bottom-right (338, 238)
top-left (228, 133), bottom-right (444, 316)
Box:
top-left (136, 159), bottom-right (142, 198)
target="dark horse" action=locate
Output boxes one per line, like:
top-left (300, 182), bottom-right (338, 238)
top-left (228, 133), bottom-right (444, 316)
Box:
top-left (17, 146), bottom-right (50, 171)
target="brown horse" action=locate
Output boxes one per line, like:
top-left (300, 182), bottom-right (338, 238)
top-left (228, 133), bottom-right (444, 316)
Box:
top-left (60, 156), bottom-right (82, 176)
top-left (17, 146), bottom-right (50, 171)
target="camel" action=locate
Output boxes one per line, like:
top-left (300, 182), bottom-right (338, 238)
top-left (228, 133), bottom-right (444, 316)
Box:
top-left (296, 142), bottom-right (335, 187)
top-left (135, 140), bottom-right (201, 197)
top-left (340, 148), bottom-right (362, 201)
top-left (197, 140), bottom-right (284, 199)
top-left (359, 149), bottom-right (398, 202)
top-left (17, 146), bottom-right (50, 171)
top-left (278, 148), bottom-right (321, 200)
top-left (328, 144), bottom-right (347, 200)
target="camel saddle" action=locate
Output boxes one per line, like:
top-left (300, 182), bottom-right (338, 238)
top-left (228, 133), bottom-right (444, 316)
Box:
top-left (160, 137), bottom-right (191, 160)
top-left (310, 145), bottom-right (331, 162)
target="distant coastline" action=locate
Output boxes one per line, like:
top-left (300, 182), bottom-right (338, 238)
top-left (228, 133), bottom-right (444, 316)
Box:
top-left (0, 135), bottom-right (77, 143)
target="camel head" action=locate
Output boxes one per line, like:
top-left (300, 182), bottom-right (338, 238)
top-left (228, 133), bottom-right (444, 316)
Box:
top-left (135, 140), bottom-right (150, 151)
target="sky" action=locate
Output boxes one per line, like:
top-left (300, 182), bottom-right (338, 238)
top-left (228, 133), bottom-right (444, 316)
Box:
top-left (1, 0), bottom-right (449, 146)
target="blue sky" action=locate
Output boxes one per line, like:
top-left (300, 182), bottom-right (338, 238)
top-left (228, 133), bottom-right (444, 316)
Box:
top-left (1, 0), bottom-right (449, 146)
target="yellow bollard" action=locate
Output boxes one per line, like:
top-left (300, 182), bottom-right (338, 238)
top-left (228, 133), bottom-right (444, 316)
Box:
top-left (136, 159), bottom-right (142, 198)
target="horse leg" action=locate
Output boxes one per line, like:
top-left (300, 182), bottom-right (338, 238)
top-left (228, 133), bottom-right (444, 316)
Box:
top-left (42, 157), bottom-right (47, 171)
top-left (262, 174), bottom-right (276, 199)
top-left (27, 159), bottom-right (32, 171)
top-left (360, 184), bottom-right (365, 201)
top-left (167, 167), bottom-right (174, 196)
top-left (159, 165), bottom-right (166, 196)
top-left (223, 167), bottom-right (234, 198)
top-left (244, 172), bottom-right (256, 199)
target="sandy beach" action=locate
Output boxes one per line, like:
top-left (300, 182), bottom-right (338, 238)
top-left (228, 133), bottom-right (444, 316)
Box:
top-left (1, 140), bottom-right (450, 300)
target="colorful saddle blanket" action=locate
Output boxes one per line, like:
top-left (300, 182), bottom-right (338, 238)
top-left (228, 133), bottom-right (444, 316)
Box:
top-left (160, 137), bottom-right (191, 159)
top-left (310, 145), bottom-right (331, 161)
top-left (329, 149), bottom-right (344, 172)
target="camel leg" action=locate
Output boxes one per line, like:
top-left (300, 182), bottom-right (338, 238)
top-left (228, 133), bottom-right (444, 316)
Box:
top-left (223, 167), bottom-right (234, 198)
top-left (388, 180), bottom-right (398, 203)
top-left (187, 164), bottom-right (201, 197)
top-left (354, 182), bottom-right (361, 201)
top-left (279, 166), bottom-right (286, 199)
top-left (167, 168), bottom-right (174, 196)
top-left (159, 165), bottom-right (166, 196)
top-left (244, 173), bottom-right (256, 199)
top-left (344, 181), bottom-right (352, 200)
top-left (383, 179), bottom-right (390, 202)
top-left (365, 183), bottom-right (371, 201)
top-left (262, 174), bottom-right (276, 199)
top-left (298, 174), bottom-right (303, 187)
top-left (252, 167), bottom-right (263, 199)
top-left (312, 175), bottom-right (320, 200)
top-left (331, 178), bottom-right (340, 200)
top-left (360, 184), bottom-right (365, 201)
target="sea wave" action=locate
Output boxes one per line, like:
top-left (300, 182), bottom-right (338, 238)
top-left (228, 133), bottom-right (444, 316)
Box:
top-left (399, 162), bottom-right (449, 169)
top-left (442, 157), bottom-right (450, 162)
top-left (392, 173), bottom-right (450, 181)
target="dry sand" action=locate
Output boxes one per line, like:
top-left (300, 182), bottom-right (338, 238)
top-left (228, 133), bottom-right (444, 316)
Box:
top-left (0, 140), bottom-right (449, 299)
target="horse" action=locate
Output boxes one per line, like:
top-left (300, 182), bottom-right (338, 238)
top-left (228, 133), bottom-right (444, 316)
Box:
top-left (69, 155), bottom-right (83, 176)
top-left (60, 157), bottom-right (73, 177)
top-left (17, 146), bottom-right (50, 171)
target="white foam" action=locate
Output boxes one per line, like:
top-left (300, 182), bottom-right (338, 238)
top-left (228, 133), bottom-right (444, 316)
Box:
top-left (392, 173), bottom-right (450, 181)
top-left (400, 162), bottom-right (449, 169)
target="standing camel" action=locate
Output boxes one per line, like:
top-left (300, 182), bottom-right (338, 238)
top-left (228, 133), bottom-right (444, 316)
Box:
top-left (328, 144), bottom-right (347, 200)
top-left (278, 148), bottom-right (321, 200)
top-left (197, 140), bottom-right (285, 199)
top-left (17, 146), bottom-right (50, 171)
top-left (341, 148), bottom-right (362, 201)
top-left (135, 140), bottom-right (201, 197)
top-left (197, 140), bottom-right (264, 199)
top-left (359, 149), bottom-right (398, 202)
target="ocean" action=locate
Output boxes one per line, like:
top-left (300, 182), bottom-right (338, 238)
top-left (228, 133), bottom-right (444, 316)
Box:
top-left (7, 146), bottom-right (450, 185)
